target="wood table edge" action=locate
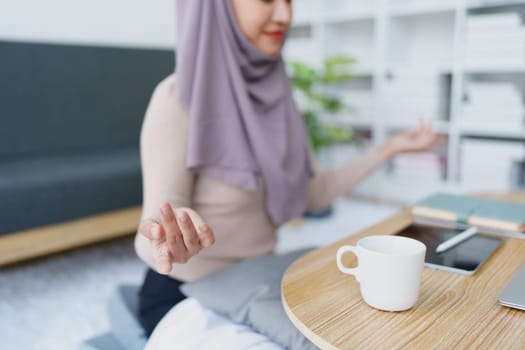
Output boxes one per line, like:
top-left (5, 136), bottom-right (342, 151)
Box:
top-left (282, 256), bottom-right (340, 350)
top-left (280, 207), bottom-right (414, 349)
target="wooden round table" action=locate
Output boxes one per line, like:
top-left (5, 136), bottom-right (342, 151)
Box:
top-left (281, 194), bottom-right (525, 350)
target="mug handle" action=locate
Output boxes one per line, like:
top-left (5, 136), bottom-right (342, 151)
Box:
top-left (336, 245), bottom-right (360, 280)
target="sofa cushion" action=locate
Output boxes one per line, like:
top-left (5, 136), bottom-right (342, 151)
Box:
top-left (0, 40), bottom-right (174, 160)
top-left (0, 147), bottom-right (141, 234)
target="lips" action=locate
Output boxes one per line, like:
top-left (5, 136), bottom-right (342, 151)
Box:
top-left (264, 31), bottom-right (285, 42)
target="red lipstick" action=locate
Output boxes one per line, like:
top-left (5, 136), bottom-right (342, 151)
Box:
top-left (264, 31), bottom-right (285, 42)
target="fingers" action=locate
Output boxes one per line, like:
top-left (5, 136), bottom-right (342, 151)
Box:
top-left (425, 120), bottom-right (434, 136)
top-left (420, 118), bottom-right (443, 147)
top-left (179, 208), bottom-right (216, 248)
top-left (138, 218), bottom-right (161, 240)
top-left (198, 223), bottom-right (216, 248)
top-left (152, 238), bottom-right (173, 275)
top-left (160, 203), bottom-right (189, 264)
top-left (424, 118), bottom-right (432, 131)
top-left (143, 203), bottom-right (216, 274)
top-left (417, 118), bottom-right (424, 132)
top-left (174, 210), bottom-right (201, 257)
top-left (415, 118), bottom-right (437, 140)
top-left (435, 134), bottom-right (447, 145)
top-left (139, 217), bottom-right (172, 274)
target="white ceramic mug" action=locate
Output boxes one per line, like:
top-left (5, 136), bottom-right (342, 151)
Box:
top-left (336, 235), bottom-right (426, 312)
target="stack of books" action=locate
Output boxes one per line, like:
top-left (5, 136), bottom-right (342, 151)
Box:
top-left (461, 82), bottom-right (524, 130)
top-left (465, 12), bottom-right (525, 66)
top-left (389, 152), bottom-right (445, 185)
top-left (460, 139), bottom-right (525, 192)
top-left (382, 71), bottom-right (448, 122)
top-left (413, 192), bottom-right (525, 234)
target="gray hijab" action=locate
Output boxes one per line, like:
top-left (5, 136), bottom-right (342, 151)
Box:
top-left (175, 0), bottom-right (312, 226)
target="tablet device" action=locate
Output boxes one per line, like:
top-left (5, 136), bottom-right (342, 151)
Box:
top-left (396, 223), bottom-right (503, 275)
top-left (499, 262), bottom-right (525, 311)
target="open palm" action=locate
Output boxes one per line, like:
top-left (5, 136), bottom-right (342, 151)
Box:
top-left (387, 119), bottom-right (443, 155)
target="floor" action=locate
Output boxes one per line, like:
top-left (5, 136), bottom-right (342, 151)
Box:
top-left (0, 237), bottom-right (145, 350)
top-left (0, 197), bottom-right (400, 350)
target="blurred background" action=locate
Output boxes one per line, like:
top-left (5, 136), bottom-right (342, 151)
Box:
top-left (2, 0), bottom-right (524, 208)
top-left (286, 0), bottom-right (525, 202)
top-left (1, 0), bottom-right (524, 349)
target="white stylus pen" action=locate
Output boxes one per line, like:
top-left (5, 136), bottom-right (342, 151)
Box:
top-left (436, 226), bottom-right (479, 254)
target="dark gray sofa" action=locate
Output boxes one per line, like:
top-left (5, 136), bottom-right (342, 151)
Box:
top-left (0, 40), bottom-right (174, 235)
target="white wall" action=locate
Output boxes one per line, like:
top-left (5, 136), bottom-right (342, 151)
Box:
top-left (0, 0), bottom-right (176, 49)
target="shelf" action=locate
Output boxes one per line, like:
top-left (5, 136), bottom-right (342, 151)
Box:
top-left (383, 120), bottom-right (450, 133)
top-left (354, 172), bottom-right (449, 204)
top-left (352, 66), bottom-right (374, 76)
top-left (291, 16), bottom-right (312, 28)
top-left (321, 10), bottom-right (375, 24)
top-left (284, 0), bottom-right (525, 198)
top-left (463, 63), bottom-right (525, 74)
top-left (389, 2), bottom-right (457, 17)
top-left (459, 125), bottom-right (525, 139)
top-left (385, 64), bottom-right (453, 75)
top-left (331, 116), bottom-right (373, 129)
top-left (312, 62), bottom-right (373, 76)
top-left (467, 0), bottom-right (525, 9)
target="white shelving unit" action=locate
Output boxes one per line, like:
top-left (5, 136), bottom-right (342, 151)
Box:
top-left (284, 0), bottom-right (525, 203)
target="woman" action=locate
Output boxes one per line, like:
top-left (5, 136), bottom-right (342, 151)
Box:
top-left (135, 0), bottom-right (440, 337)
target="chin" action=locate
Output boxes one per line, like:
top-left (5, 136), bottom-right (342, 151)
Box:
top-left (261, 45), bottom-right (283, 57)
top-left (256, 38), bottom-right (284, 57)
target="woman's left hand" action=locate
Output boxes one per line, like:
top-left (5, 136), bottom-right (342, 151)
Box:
top-left (379, 119), bottom-right (444, 160)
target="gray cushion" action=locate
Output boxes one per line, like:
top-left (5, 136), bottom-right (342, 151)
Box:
top-left (80, 285), bottom-right (146, 350)
top-left (180, 248), bottom-right (318, 350)
top-left (0, 147), bottom-right (141, 234)
top-left (78, 332), bottom-right (125, 350)
top-left (107, 285), bottom-right (147, 350)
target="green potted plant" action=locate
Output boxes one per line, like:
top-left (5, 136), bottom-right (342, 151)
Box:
top-left (288, 55), bottom-right (357, 154)
top-left (288, 55), bottom-right (357, 217)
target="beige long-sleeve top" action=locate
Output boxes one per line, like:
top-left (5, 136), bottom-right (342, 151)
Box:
top-left (134, 74), bottom-right (386, 281)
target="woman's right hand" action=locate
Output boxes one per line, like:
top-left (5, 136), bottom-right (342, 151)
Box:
top-left (138, 202), bottom-right (215, 275)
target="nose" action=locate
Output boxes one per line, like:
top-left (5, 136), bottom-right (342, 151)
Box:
top-left (273, 0), bottom-right (292, 26)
